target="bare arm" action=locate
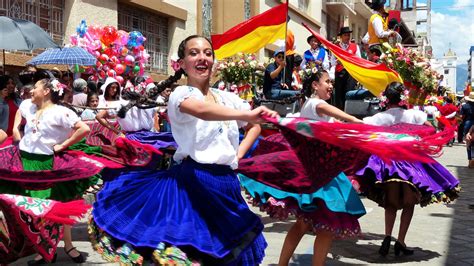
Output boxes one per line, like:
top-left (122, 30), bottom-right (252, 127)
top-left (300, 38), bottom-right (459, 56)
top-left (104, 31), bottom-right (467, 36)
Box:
top-left (317, 103), bottom-right (363, 123)
top-left (53, 121), bottom-right (91, 152)
top-left (237, 123), bottom-right (261, 160)
top-left (96, 110), bottom-right (122, 135)
top-left (0, 129), bottom-right (6, 145)
top-left (179, 98), bottom-right (278, 124)
top-left (12, 109), bottom-right (23, 142)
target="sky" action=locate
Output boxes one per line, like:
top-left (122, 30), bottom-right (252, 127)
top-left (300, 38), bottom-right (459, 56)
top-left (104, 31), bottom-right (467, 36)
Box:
top-left (417, 0), bottom-right (474, 63)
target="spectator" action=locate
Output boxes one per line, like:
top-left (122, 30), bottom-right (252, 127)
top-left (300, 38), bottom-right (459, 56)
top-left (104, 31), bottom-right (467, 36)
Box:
top-left (263, 48), bottom-right (300, 100)
top-left (72, 78), bottom-right (88, 106)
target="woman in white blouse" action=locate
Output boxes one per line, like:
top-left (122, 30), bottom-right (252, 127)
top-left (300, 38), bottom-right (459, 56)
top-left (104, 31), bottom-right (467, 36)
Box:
top-left (90, 35), bottom-right (277, 265)
top-left (7, 78), bottom-right (91, 264)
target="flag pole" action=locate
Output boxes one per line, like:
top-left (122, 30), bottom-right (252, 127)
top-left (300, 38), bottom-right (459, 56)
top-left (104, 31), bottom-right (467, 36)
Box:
top-left (281, 0), bottom-right (289, 88)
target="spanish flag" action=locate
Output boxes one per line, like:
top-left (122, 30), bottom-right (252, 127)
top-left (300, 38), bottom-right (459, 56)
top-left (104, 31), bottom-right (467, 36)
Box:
top-left (211, 2), bottom-right (288, 60)
top-left (302, 23), bottom-right (402, 96)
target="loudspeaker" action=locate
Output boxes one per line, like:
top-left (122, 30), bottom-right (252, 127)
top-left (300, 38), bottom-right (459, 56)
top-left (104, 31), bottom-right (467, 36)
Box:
top-left (344, 99), bottom-right (381, 118)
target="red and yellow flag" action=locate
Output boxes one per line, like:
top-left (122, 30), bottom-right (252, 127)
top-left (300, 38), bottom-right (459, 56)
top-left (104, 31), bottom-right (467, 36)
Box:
top-left (302, 23), bottom-right (402, 96)
top-left (211, 3), bottom-right (288, 60)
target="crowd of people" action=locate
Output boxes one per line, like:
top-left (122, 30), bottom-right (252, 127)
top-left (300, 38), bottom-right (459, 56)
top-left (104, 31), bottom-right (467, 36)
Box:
top-left (0, 0), bottom-right (471, 265)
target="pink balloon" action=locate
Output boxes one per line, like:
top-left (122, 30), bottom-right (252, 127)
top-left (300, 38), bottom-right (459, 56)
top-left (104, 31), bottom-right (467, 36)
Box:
top-left (115, 64), bottom-right (125, 75)
top-left (99, 54), bottom-right (109, 62)
top-left (94, 51), bottom-right (100, 58)
top-left (70, 35), bottom-right (78, 46)
top-left (115, 75), bottom-right (124, 85)
top-left (124, 55), bottom-right (135, 65)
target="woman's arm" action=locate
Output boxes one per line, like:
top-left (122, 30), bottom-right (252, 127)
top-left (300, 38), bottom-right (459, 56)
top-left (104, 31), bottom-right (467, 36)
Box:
top-left (12, 109), bottom-right (23, 142)
top-left (317, 103), bottom-right (363, 123)
top-left (0, 129), bottom-right (6, 145)
top-left (237, 123), bottom-right (261, 160)
top-left (179, 98), bottom-right (278, 124)
top-left (53, 121), bottom-right (90, 153)
top-left (96, 110), bottom-right (122, 135)
top-left (153, 111), bottom-right (161, 132)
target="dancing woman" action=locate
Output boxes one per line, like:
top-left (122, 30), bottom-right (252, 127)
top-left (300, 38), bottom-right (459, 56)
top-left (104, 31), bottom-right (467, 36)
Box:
top-left (90, 35), bottom-right (277, 265)
top-left (356, 82), bottom-right (460, 256)
top-left (0, 78), bottom-right (95, 264)
top-left (239, 70), bottom-right (366, 266)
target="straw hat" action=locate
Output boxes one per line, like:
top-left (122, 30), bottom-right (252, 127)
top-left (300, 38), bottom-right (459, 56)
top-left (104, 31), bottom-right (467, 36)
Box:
top-left (465, 92), bottom-right (474, 102)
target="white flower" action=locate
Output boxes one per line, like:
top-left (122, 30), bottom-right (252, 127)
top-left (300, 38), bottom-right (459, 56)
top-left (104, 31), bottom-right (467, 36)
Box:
top-left (51, 79), bottom-right (64, 96)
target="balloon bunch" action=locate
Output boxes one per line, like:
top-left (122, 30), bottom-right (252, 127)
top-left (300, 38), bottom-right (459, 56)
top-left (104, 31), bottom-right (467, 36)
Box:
top-left (70, 20), bottom-right (150, 84)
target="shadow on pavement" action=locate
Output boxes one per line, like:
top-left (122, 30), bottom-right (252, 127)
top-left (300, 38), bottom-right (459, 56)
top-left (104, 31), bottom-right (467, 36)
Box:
top-left (445, 165), bottom-right (474, 265)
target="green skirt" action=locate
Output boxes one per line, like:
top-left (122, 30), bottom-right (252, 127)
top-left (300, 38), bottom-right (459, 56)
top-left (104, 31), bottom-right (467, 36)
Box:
top-left (0, 149), bottom-right (99, 202)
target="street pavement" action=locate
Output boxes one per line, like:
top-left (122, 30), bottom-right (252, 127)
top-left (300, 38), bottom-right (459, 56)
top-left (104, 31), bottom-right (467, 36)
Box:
top-left (12, 143), bottom-right (473, 265)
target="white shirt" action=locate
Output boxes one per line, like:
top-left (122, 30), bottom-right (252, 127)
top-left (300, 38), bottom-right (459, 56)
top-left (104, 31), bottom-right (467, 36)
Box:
top-left (300, 47), bottom-right (330, 71)
top-left (118, 106), bottom-right (157, 132)
top-left (300, 98), bottom-right (334, 122)
top-left (168, 85), bottom-right (250, 169)
top-left (363, 107), bottom-right (427, 126)
top-left (19, 99), bottom-right (80, 155)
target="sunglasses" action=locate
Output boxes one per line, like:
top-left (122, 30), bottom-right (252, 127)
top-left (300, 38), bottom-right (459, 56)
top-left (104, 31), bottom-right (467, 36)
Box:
top-left (276, 54), bottom-right (284, 59)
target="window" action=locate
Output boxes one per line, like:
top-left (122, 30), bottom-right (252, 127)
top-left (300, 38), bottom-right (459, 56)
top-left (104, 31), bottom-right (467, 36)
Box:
top-left (298, 0), bottom-right (309, 12)
top-left (401, 0), bottom-right (414, 10)
top-left (118, 4), bottom-right (169, 74)
top-left (444, 69), bottom-right (449, 74)
top-left (0, 0), bottom-right (64, 44)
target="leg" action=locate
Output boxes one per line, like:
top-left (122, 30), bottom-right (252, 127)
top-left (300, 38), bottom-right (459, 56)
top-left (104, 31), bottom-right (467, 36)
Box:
top-left (383, 182), bottom-right (403, 237)
top-left (313, 230), bottom-right (334, 266)
top-left (278, 218), bottom-right (310, 266)
top-left (63, 225), bottom-right (81, 257)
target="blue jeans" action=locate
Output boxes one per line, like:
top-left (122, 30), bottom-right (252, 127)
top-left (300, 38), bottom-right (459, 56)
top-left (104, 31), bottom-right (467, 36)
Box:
top-left (345, 89), bottom-right (374, 100)
top-left (265, 89), bottom-right (300, 100)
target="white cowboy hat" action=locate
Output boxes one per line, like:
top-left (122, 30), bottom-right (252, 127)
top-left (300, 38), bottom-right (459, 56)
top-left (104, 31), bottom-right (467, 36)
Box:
top-left (465, 92), bottom-right (474, 102)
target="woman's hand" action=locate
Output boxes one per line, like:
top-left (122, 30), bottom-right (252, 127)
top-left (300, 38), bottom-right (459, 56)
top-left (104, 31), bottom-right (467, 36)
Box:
top-left (245, 106), bottom-right (279, 124)
top-left (53, 143), bottom-right (66, 153)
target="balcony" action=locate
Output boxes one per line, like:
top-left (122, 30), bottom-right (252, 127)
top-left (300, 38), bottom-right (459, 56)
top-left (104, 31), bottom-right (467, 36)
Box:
top-left (354, 0), bottom-right (373, 19)
top-left (326, 0), bottom-right (356, 16)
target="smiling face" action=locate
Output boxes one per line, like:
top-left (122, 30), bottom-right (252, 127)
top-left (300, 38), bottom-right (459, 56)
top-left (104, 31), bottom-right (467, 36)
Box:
top-left (179, 37), bottom-right (214, 85)
top-left (312, 72), bottom-right (333, 100)
top-left (5, 78), bottom-right (15, 94)
top-left (105, 83), bottom-right (119, 100)
top-left (309, 37), bottom-right (320, 50)
top-left (30, 80), bottom-right (51, 105)
top-left (340, 33), bottom-right (351, 44)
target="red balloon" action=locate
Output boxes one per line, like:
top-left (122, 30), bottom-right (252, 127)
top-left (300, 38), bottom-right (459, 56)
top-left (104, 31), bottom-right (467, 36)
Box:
top-left (101, 26), bottom-right (118, 46)
top-left (115, 75), bottom-right (124, 85)
top-left (99, 54), bottom-right (109, 62)
top-left (107, 69), bottom-right (116, 77)
top-left (114, 64), bottom-right (125, 75)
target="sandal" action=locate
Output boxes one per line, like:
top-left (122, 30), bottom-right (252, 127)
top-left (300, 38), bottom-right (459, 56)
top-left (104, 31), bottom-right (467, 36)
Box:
top-left (65, 247), bottom-right (86, 263)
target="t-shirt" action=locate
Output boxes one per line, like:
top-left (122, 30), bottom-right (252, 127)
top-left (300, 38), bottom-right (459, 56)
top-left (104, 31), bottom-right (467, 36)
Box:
top-left (300, 98), bottom-right (333, 122)
top-left (19, 99), bottom-right (80, 155)
top-left (363, 107), bottom-right (427, 126)
top-left (168, 85), bottom-right (250, 169)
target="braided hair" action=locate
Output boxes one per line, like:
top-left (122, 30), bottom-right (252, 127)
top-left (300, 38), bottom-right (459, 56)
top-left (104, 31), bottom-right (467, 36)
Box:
top-left (383, 82), bottom-right (405, 106)
top-left (302, 70), bottom-right (328, 98)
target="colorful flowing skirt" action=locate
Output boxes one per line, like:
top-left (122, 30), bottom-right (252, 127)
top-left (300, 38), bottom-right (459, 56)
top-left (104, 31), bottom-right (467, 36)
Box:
top-left (91, 158), bottom-right (266, 265)
top-left (355, 155), bottom-right (461, 207)
top-left (0, 146), bottom-right (104, 202)
top-left (0, 194), bottom-right (89, 263)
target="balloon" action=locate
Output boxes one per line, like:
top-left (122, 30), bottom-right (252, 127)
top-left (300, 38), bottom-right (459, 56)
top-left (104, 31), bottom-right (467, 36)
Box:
top-left (101, 26), bottom-right (118, 46)
top-left (99, 54), bottom-right (109, 62)
top-left (94, 51), bottom-right (100, 58)
top-left (116, 30), bottom-right (129, 46)
top-left (124, 55), bottom-right (135, 65)
top-left (114, 64), bottom-right (125, 75)
top-left (103, 47), bottom-right (114, 57)
top-left (102, 64), bottom-right (110, 71)
top-left (120, 47), bottom-right (129, 56)
top-left (107, 69), bottom-right (116, 77)
top-left (88, 25), bottom-right (102, 39)
top-left (73, 64), bottom-right (80, 73)
top-left (76, 19), bottom-right (87, 38)
top-left (115, 75), bottom-right (124, 85)
top-left (70, 35), bottom-right (78, 46)
top-left (98, 70), bottom-right (106, 79)
top-left (133, 65), bottom-right (140, 73)
top-left (127, 31), bottom-right (144, 48)
top-left (96, 61), bottom-right (102, 68)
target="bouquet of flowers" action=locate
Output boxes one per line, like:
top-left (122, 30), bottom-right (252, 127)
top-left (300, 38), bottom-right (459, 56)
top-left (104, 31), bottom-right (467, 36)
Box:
top-left (216, 53), bottom-right (265, 87)
top-left (215, 53), bottom-right (266, 100)
top-left (379, 43), bottom-right (439, 105)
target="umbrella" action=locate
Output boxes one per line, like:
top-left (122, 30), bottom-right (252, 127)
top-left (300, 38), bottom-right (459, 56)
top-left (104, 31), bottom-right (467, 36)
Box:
top-left (28, 47), bottom-right (97, 66)
top-left (0, 16), bottom-right (59, 70)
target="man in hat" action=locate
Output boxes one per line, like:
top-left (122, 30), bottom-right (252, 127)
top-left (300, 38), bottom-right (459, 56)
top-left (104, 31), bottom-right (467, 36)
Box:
top-left (334, 26), bottom-right (361, 110)
top-left (300, 35), bottom-right (329, 71)
top-left (263, 48), bottom-right (300, 100)
top-left (363, 0), bottom-right (397, 58)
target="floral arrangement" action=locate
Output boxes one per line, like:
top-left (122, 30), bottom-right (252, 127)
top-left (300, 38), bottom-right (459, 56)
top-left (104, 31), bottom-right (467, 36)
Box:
top-left (379, 43), bottom-right (439, 104)
top-left (298, 61), bottom-right (320, 82)
top-left (215, 53), bottom-right (265, 87)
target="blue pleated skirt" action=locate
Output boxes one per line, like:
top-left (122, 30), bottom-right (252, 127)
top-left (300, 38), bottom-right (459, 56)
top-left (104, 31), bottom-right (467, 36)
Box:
top-left (92, 158), bottom-right (266, 265)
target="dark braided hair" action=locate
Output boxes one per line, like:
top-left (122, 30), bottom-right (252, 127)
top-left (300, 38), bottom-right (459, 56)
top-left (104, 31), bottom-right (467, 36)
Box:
top-left (383, 82), bottom-right (405, 106)
top-left (302, 70), bottom-right (328, 98)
